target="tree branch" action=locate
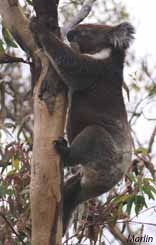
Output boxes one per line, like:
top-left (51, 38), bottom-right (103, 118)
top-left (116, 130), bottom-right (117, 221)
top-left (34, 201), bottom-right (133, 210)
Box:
top-left (62, 0), bottom-right (96, 36)
top-left (0, 212), bottom-right (25, 245)
top-left (108, 224), bottom-right (129, 244)
top-left (0, 53), bottom-right (30, 64)
top-left (0, 0), bottom-right (36, 54)
top-left (32, 0), bottom-right (58, 24)
top-left (147, 124), bottom-right (156, 154)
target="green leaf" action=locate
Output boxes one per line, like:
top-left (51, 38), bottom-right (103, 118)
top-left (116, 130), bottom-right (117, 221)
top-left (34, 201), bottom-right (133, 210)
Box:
top-left (12, 157), bottom-right (20, 170)
top-left (126, 173), bottom-right (137, 183)
top-left (0, 184), bottom-right (6, 197)
top-left (145, 84), bottom-right (156, 96)
top-left (149, 185), bottom-right (156, 195)
top-left (142, 185), bottom-right (155, 200)
top-left (0, 184), bottom-right (15, 197)
top-left (7, 169), bottom-right (17, 176)
top-left (26, 0), bottom-right (33, 5)
top-left (117, 202), bottom-right (124, 217)
top-left (131, 83), bottom-right (140, 91)
top-left (127, 195), bottom-right (135, 215)
top-left (144, 178), bottom-right (156, 184)
top-left (135, 147), bottom-right (148, 155)
top-left (2, 25), bottom-right (18, 48)
top-left (134, 195), bottom-right (147, 215)
top-left (0, 39), bottom-right (5, 52)
top-left (112, 194), bottom-right (129, 205)
top-left (6, 188), bottom-right (15, 196)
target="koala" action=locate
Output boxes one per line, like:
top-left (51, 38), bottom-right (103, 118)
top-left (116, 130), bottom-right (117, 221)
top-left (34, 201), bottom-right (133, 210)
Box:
top-left (30, 19), bottom-right (134, 234)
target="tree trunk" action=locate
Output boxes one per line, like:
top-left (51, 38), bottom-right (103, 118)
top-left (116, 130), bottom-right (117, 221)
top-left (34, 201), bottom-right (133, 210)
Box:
top-left (30, 0), bottom-right (66, 243)
top-left (31, 62), bottom-right (66, 244)
top-left (0, 0), bottom-right (66, 244)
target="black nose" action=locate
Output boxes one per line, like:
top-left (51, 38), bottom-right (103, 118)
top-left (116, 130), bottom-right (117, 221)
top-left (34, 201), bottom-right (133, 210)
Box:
top-left (66, 30), bottom-right (78, 41)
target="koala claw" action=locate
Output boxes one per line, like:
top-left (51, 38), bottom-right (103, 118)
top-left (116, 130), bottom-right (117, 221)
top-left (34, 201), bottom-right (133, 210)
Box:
top-left (53, 137), bottom-right (68, 154)
top-left (53, 137), bottom-right (70, 167)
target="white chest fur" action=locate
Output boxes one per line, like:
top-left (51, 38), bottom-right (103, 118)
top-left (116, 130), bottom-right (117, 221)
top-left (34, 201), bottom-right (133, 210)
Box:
top-left (85, 48), bottom-right (111, 60)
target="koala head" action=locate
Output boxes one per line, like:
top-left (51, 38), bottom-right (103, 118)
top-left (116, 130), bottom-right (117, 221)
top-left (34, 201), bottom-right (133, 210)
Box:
top-left (67, 22), bottom-right (135, 55)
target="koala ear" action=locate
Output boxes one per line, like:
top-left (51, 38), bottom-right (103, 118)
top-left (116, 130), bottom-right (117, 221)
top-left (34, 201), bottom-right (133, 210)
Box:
top-left (109, 22), bottom-right (135, 49)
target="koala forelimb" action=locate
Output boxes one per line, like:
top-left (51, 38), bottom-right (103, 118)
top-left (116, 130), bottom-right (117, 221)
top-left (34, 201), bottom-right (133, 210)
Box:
top-left (30, 18), bottom-right (134, 234)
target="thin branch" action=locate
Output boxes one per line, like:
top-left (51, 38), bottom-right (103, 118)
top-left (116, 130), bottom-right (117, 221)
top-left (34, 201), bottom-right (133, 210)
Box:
top-left (0, 53), bottom-right (30, 64)
top-left (64, 219), bottom-right (156, 244)
top-left (17, 114), bottom-right (32, 140)
top-left (124, 220), bottom-right (156, 227)
top-left (142, 111), bottom-right (156, 121)
top-left (147, 124), bottom-right (156, 153)
top-left (108, 224), bottom-right (128, 244)
top-left (130, 205), bottom-right (156, 222)
top-left (129, 95), bottom-right (149, 125)
top-left (0, 212), bottom-right (26, 244)
top-left (139, 225), bottom-right (144, 245)
top-left (86, 218), bottom-right (156, 228)
top-left (62, 0), bottom-right (97, 36)
top-left (143, 159), bottom-right (155, 178)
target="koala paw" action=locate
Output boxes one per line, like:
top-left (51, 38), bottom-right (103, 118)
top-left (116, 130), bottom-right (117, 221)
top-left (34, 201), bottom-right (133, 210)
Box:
top-left (53, 137), bottom-right (68, 155)
top-left (53, 137), bottom-right (69, 166)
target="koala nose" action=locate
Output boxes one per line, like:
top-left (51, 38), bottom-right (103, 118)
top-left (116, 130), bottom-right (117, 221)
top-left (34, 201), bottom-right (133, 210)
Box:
top-left (66, 30), bottom-right (78, 41)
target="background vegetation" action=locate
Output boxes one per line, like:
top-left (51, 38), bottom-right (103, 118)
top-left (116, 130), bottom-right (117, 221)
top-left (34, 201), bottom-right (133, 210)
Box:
top-left (0, 0), bottom-right (156, 244)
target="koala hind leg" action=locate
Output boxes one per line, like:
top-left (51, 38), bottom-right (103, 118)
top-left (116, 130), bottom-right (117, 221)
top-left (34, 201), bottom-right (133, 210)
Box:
top-left (63, 172), bottom-right (81, 235)
top-left (62, 125), bottom-right (122, 234)
top-left (55, 125), bottom-right (115, 167)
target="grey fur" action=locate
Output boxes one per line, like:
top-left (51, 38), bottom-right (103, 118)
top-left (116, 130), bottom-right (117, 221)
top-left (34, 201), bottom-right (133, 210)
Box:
top-left (30, 18), bottom-right (135, 234)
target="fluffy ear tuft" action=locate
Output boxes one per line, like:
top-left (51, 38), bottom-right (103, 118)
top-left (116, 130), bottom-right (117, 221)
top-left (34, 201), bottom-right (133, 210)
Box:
top-left (109, 22), bottom-right (135, 49)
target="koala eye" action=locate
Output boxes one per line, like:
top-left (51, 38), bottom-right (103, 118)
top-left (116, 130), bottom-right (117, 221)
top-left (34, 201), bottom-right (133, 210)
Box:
top-left (67, 30), bottom-right (78, 42)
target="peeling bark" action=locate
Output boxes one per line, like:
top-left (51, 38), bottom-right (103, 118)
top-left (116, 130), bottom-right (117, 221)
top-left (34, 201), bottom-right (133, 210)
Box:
top-left (31, 73), bottom-right (66, 244)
